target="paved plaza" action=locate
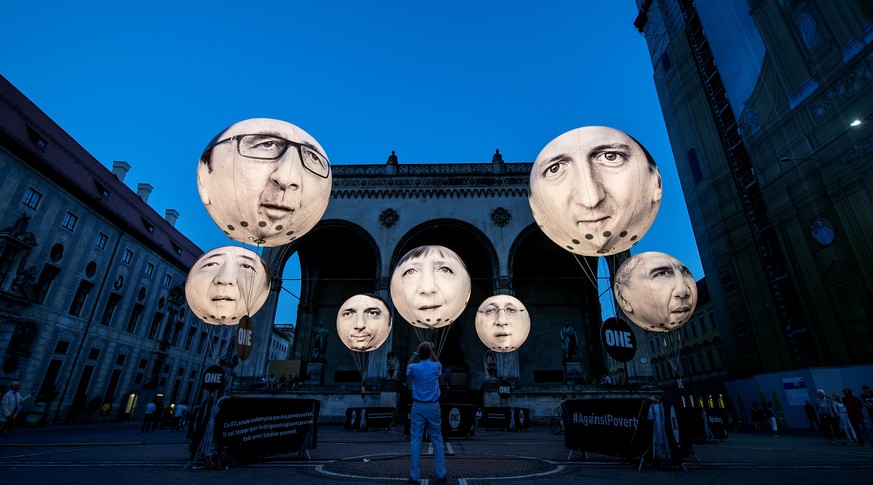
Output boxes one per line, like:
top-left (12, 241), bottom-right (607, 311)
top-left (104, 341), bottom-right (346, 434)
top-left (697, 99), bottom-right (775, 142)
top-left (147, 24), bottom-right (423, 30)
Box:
top-left (0, 420), bottom-right (870, 484)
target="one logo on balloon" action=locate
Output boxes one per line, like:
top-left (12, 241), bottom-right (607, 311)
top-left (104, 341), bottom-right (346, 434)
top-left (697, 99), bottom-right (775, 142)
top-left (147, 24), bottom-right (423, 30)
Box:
top-left (613, 252), bottom-right (698, 332)
top-left (390, 245), bottom-right (471, 328)
top-left (184, 246), bottom-right (270, 325)
top-left (449, 407), bottom-right (461, 430)
top-left (528, 126), bottom-right (662, 256)
top-left (197, 118), bottom-right (332, 246)
top-left (600, 317), bottom-right (637, 363)
top-left (475, 295), bottom-right (530, 352)
top-left (336, 294), bottom-right (392, 352)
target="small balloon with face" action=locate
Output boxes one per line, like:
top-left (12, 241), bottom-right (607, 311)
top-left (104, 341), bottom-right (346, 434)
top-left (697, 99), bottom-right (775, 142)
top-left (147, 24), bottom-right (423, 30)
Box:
top-left (390, 245), bottom-right (471, 329)
top-left (613, 252), bottom-right (698, 332)
top-left (529, 126), bottom-right (662, 256)
top-left (184, 246), bottom-right (271, 325)
top-left (475, 295), bottom-right (531, 352)
top-left (197, 118), bottom-right (332, 247)
top-left (336, 294), bottom-right (392, 352)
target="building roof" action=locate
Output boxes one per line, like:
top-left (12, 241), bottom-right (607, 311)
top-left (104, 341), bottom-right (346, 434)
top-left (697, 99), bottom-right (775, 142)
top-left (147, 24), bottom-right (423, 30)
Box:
top-left (0, 74), bottom-right (201, 269)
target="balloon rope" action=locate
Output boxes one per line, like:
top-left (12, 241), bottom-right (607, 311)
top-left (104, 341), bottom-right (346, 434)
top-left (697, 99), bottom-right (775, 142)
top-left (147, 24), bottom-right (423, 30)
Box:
top-left (572, 254), bottom-right (599, 290)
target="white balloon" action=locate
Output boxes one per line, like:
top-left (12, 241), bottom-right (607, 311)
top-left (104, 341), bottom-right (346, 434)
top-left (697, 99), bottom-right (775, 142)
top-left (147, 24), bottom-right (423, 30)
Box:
top-left (197, 118), bottom-right (332, 247)
top-left (390, 245), bottom-right (471, 329)
top-left (613, 252), bottom-right (698, 332)
top-left (185, 246), bottom-right (271, 326)
top-left (336, 294), bottom-right (392, 352)
top-left (529, 126), bottom-right (662, 256)
top-left (475, 294), bottom-right (531, 352)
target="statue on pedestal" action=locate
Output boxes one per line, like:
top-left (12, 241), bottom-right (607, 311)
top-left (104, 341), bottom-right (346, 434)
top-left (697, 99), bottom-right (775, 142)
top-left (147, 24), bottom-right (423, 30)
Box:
top-left (560, 320), bottom-right (579, 362)
top-left (312, 321), bottom-right (329, 362)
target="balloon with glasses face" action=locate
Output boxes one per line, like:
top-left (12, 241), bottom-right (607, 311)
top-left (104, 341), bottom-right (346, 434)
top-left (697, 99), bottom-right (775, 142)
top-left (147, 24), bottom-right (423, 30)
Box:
top-left (390, 245), bottom-right (471, 329)
top-left (475, 294), bottom-right (531, 352)
top-left (197, 118), bottom-right (332, 247)
top-left (336, 294), bottom-right (392, 352)
top-left (612, 252), bottom-right (698, 332)
top-left (529, 126), bottom-right (662, 256)
top-left (185, 246), bottom-right (271, 326)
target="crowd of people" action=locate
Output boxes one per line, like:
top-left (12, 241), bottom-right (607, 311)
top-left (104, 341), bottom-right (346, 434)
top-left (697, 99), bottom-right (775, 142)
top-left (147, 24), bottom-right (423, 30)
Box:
top-left (808, 385), bottom-right (872, 446)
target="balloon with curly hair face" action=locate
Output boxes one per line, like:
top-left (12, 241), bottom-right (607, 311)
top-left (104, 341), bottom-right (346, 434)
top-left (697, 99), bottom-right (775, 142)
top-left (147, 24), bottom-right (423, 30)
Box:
top-left (529, 126), bottom-right (662, 256)
top-left (336, 294), bottom-right (392, 352)
top-left (613, 252), bottom-right (698, 332)
top-left (185, 246), bottom-right (271, 325)
top-left (390, 245), bottom-right (471, 329)
top-left (197, 118), bottom-right (332, 247)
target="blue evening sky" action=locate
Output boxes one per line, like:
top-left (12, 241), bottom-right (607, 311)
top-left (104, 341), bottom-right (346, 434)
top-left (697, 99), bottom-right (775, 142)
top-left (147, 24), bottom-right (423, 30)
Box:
top-left (1, 1), bottom-right (703, 325)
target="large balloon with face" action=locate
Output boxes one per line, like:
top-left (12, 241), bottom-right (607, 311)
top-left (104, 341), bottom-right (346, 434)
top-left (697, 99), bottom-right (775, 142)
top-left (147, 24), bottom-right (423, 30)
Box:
top-left (613, 252), bottom-right (698, 332)
top-left (336, 294), bottom-right (392, 352)
top-left (390, 245), bottom-right (471, 329)
top-left (475, 295), bottom-right (531, 352)
top-left (529, 126), bottom-right (662, 256)
top-left (197, 118), bottom-right (332, 247)
top-left (185, 246), bottom-right (271, 325)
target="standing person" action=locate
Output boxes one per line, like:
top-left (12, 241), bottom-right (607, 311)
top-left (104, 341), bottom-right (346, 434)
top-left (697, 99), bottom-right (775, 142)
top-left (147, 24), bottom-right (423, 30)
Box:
top-left (803, 400), bottom-right (819, 430)
top-left (406, 342), bottom-right (447, 484)
top-left (173, 401), bottom-right (189, 432)
top-left (152, 396), bottom-right (164, 432)
top-left (833, 394), bottom-right (856, 443)
top-left (1, 381), bottom-right (24, 435)
top-left (766, 401), bottom-right (779, 437)
top-left (814, 390), bottom-right (844, 445)
top-left (860, 385), bottom-right (873, 423)
top-left (141, 398), bottom-right (157, 433)
top-left (841, 388), bottom-right (867, 446)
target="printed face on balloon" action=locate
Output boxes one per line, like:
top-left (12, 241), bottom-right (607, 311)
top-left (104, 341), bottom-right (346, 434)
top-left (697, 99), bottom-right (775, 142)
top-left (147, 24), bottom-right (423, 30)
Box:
top-left (613, 252), bottom-right (698, 332)
top-left (390, 245), bottom-right (471, 328)
top-left (336, 294), bottom-right (391, 352)
top-left (197, 118), bottom-right (332, 246)
top-left (185, 246), bottom-right (271, 325)
top-left (529, 126), bottom-right (662, 256)
top-left (475, 295), bottom-right (530, 352)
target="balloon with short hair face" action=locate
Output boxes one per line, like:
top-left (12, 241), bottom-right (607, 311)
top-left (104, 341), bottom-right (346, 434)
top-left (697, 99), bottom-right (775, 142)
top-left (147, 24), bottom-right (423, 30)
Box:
top-left (613, 251), bottom-right (698, 332)
top-left (197, 118), bottom-right (332, 247)
top-left (390, 245), bottom-right (471, 329)
top-left (185, 246), bottom-right (271, 325)
top-left (529, 126), bottom-right (663, 256)
top-left (336, 294), bottom-right (392, 352)
top-left (475, 294), bottom-right (531, 352)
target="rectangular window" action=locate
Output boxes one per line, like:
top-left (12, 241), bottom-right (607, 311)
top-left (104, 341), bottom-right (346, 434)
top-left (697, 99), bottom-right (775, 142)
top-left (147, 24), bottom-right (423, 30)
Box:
top-left (691, 319), bottom-right (698, 337)
top-left (69, 280), bottom-right (94, 316)
top-left (147, 312), bottom-right (164, 340)
top-left (172, 322), bottom-right (184, 346)
top-left (99, 293), bottom-right (122, 325)
top-left (145, 262), bottom-right (155, 277)
top-left (35, 359), bottom-right (63, 403)
top-left (116, 354), bottom-right (127, 366)
top-left (62, 211), bottom-right (78, 231)
top-left (698, 316), bottom-right (706, 333)
top-left (88, 348), bottom-right (100, 360)
top-left (127, 303), bottom-right (144, 333)
top-left (139, 358), bottom-right (148, 369)
top-left (197, 332), bottom-right (207, 353)
top-left (708, 311), bottom-right (717, 329)
top-left (721, 273), bottom-right (736, 295)
top-left (163, 273), bottom-right (173, 287)
top-left (96, 232), bottom-right (109, 249)
top-left (35, 264), bottom-right (61, 303)
top-left (54, 341), bottom-right (70, 354)
top-left (122, 248), bottom-right (134, 264)
top-left (184, 326), bottom-right (196, 350)
top-left (22, 187), bottom-right (42, 209)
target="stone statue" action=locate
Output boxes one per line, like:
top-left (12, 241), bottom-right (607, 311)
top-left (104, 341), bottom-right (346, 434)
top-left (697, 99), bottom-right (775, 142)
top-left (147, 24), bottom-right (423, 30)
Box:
top-left (312, 321), bottom-right (329, 361)
top-left (560, 321), bottom-right (579, 362)
top-left (484, 350), bottom-right (497, 379)
top-left (386, 351), bottom-right (400, 380)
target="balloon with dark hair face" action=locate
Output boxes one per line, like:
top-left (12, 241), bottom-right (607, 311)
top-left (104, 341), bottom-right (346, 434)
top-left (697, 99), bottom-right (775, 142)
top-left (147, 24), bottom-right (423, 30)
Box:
top-left (336, 294), bottom-right (392, 352)
top-left (390, 245), bottom-right (471, 329)
top-left (612, 252), bottom-right (698, 332)
top-left (528, 126), bottom-right (662, 256)
top-left (475, 294), bottom-right (531, 352)
top-left (197, 118), bottom-right (332, 247)
top-left (185, 246), bottom-right (271, 326)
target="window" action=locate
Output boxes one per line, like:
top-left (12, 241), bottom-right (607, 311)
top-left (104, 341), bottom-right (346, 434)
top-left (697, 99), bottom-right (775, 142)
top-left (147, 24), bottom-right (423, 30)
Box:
top-left (698, 316), bottom-right (706, 333)
top-left (145, 262), bottom-right (155, 277)
top-left (708, 311), bottom-right (717, 329)
top-left (172, 322), bottom-right (184, 346)
top-left (184, 327), bottom-right (196, 350)
top-left (163, 273), bottom-right (172, 287)
top-left (0, 245), bottom-right (23, 289)
top-left (122, 248), bottom-right (134, 264)
top-left (62, 211), bottom-right (78, 231)
top-left (721, 273), bottom-right (736, 295)
top-left (54, 341), bottom-right (70, 354)
top-left (35, 264), bottom-right (60, 303)
top-left (147, 312), bottom-right (164, 340)
top-left (127, 303), bottom-right (144, 333)
top-left (96, 232), bottom-right (109, 249)
top-left (69, 280), bottom-right (95, 316)
top-left (139, 359), bottom-right (148, 369)
top-left (116, 354), bottom-right (126, 366)
top-left (688, 148), bottom-right (703, 183)
top-left (22, 187), bottom-right (42, 209)
top-left (99, 293), bottom-right (122, 326)
top-left (197, 332), bottom-right (207, 353)
top-left (88, 348), bottom-right (100, 360)
top-left (691, 319), bottom-right (698, 337)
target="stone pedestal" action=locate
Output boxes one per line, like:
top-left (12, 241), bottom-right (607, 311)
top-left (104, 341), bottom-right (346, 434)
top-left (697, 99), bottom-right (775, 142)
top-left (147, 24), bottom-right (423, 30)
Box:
top-left (563, 360), bottom-right (584, 384)
top-left (305, 361), bottom-right (325, 385)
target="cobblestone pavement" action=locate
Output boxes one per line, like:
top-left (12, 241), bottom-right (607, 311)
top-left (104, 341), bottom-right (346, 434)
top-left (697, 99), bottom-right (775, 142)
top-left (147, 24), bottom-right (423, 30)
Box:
top-left (1, 421), bottom-right (870, 484)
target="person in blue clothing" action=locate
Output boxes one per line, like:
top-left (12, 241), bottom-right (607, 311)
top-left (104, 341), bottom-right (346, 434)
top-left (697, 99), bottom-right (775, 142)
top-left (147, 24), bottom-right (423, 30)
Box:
top-left (406, 342), bottom-right (447, 483)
